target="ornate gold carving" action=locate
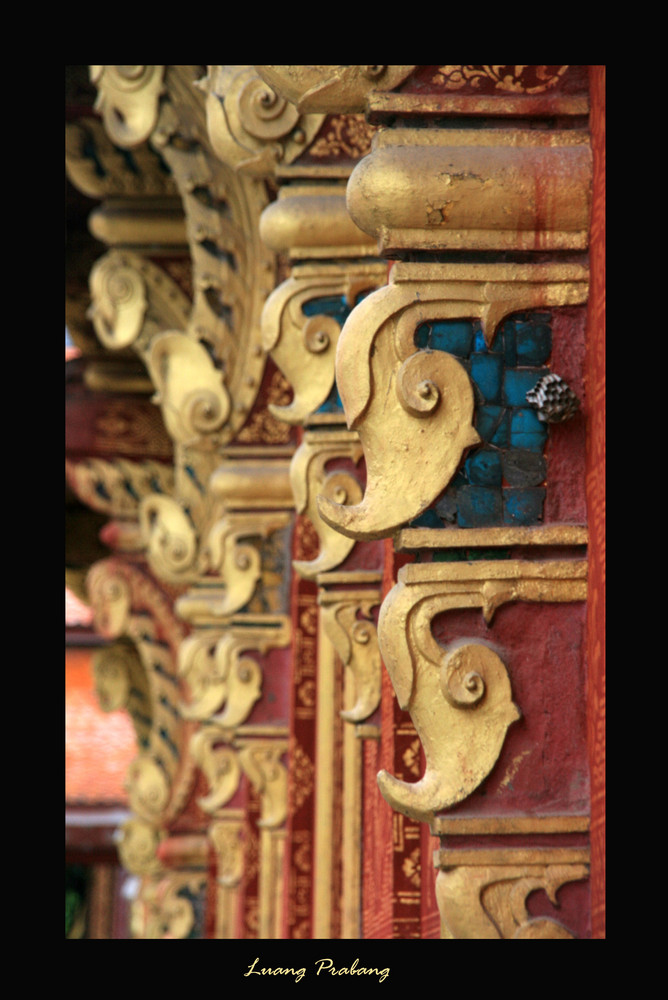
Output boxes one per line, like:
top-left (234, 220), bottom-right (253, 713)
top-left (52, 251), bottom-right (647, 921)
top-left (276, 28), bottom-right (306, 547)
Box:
top-left (318, 587), bottom-right (382, 723)
top-left (88, 250), bottom-right (191, 354)
top-left (90, 66), bottom-right (278, 447)
top-left (90, 66), bottom-right (166, 147)
top-left (376, 559), bottom-right (587, 822)
top-left (140, 873), bottom-right (208, 939)
top-left (238, 740), bottom-right (288, 829)
top-left (189, 728), bottom-right (243, 813)
top-left (435, 848), bottom-right (589, 939)
top-left (290, 430), bottom-right (364, 578)
top-left (146, 332), bottom-right (232, 446)
top-left (140, 493), bottom-right (198, 583)
top-left (261, 262), bottom-right (387, 424)
top-left (66, 116), bottom-right (179, 201)
top-left (346, 127), bottom-right (592, 253)
top-left (255, 66), bottom-right (416, 113)
top-left (203, 65), bottom-right (325, 176)
top-left (66, 457), bottom-right (174, 522)
top-left (178, 616), bottom-right (290, 726)
top-left (116, 817), bottom-right (164, 877)
top-left (317, 261), bottom-right (588, 540)
top-left (398, 525), bottom-right (589, 551)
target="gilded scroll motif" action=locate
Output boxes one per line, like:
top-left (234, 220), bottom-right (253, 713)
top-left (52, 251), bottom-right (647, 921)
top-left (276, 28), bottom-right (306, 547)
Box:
top-left (376, 559), bottom-right (587, 822)
top-left (203, 65), bottom-right (325, 176)
top-left (318, 588), bottom-right (382, 723)
top-left (88, 250), bottom-right (191, 355)
top-left (290, 430), bottom-right (364, 578)
top-left (189, 728), bottom-right (243, 813)
top-left (178, 617), bottom-right (291, 726)
top-left (90, 66), bottom-right (277, 448)
top-left (261, 262), bottom-right (387, 424)
top-left (317, 262), bottom-right (588, 540)
top-left (435, 849), bottom-right (589, 939)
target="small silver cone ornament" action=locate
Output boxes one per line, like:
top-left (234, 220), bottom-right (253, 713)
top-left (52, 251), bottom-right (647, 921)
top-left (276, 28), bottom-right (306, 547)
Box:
top-left (526, 373), bottom-right (580, 423)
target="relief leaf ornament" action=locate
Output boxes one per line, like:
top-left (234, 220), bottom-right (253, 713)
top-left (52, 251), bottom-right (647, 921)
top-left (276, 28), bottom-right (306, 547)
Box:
top-left (140, 494), bottom-right (198, 584)
top-left (254, 65), bottom-right (416, 113)
top-left (203, 65), bottom-right (325, 176)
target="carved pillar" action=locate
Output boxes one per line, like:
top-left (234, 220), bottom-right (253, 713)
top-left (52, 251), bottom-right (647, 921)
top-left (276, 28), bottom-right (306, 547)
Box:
top-left (263, 66), bottom-right (599, 938)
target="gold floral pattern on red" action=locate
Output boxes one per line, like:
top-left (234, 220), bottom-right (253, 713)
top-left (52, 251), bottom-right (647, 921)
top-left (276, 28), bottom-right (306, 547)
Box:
top-left (432, 65), bottom-right (569, 95)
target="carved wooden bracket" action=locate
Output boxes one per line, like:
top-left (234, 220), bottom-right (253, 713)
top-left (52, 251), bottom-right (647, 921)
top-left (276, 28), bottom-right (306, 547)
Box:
top-left (435, 846), bottom-right (589, 939)
top-left (376, 558), bottom-right (587, 822)
top-left (255, 66), bottom-right (416, 114)
top-left (290, 430), bottom-right (364, 579)
top-left (188, 728), bottom-right (243, 814)
top-left (261, 262), bottom-right (387, 424)
top-left (317, 585), bottom-right (382, 724)
top-left (317, 261), bottom-right (589, 540)
top-left (178, 615), bottom-right (291, 726)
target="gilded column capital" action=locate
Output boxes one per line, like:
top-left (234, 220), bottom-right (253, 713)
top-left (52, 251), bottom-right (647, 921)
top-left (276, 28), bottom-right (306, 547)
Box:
top-left (376, 558), bottom-right (587, 822)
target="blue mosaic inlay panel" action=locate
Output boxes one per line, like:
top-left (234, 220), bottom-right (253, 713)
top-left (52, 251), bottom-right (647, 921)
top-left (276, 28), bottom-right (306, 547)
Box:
top-left (409, 312), bottom-right (552, 529)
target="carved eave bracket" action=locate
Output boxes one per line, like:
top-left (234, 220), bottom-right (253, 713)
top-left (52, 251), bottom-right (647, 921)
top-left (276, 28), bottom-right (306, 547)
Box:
top-left (90, 65), bottom-right (278, 450)
top-left (376, 558), bottom-right (587, 823)
top-left (317, 261), bottom-right (588, 540)
top-left (178, 616), bottom-right (291, 727)
top-left (261, 262), bottom-right (387, 425)
top-left (317, 581), bottom-right (382, 724)
top-left (290, 430), bottom-right (364, 579)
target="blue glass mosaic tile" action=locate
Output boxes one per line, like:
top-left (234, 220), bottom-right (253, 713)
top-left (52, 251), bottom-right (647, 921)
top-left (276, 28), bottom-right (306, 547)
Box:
top-left (457, 486), bottom-right (504, 527)
top-left (503, 487), bottom-right (547, 525)
top-left (471, 353), bottom-right (504, 404)
top-left (405, 312), bottom-right (555, 530)
top-left (465, 447), bottom-right (503, 487)
top-left (503, 368), bottom-right (549, 407)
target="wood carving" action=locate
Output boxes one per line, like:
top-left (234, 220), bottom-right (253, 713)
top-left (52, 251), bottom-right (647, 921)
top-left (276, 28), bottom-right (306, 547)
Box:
top-left (290, 430), bottom-right (364, 578)
top-left (377, 559), bottom-right (587, 822)
top-left (318, 261), bottom-right (588, 540)
top-left (318, 588), bottom-right (382, 723)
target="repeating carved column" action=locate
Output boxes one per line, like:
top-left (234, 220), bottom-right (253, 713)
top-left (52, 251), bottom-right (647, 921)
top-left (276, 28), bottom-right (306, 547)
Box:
top-left (264, 65), bottom-right (596, 939)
